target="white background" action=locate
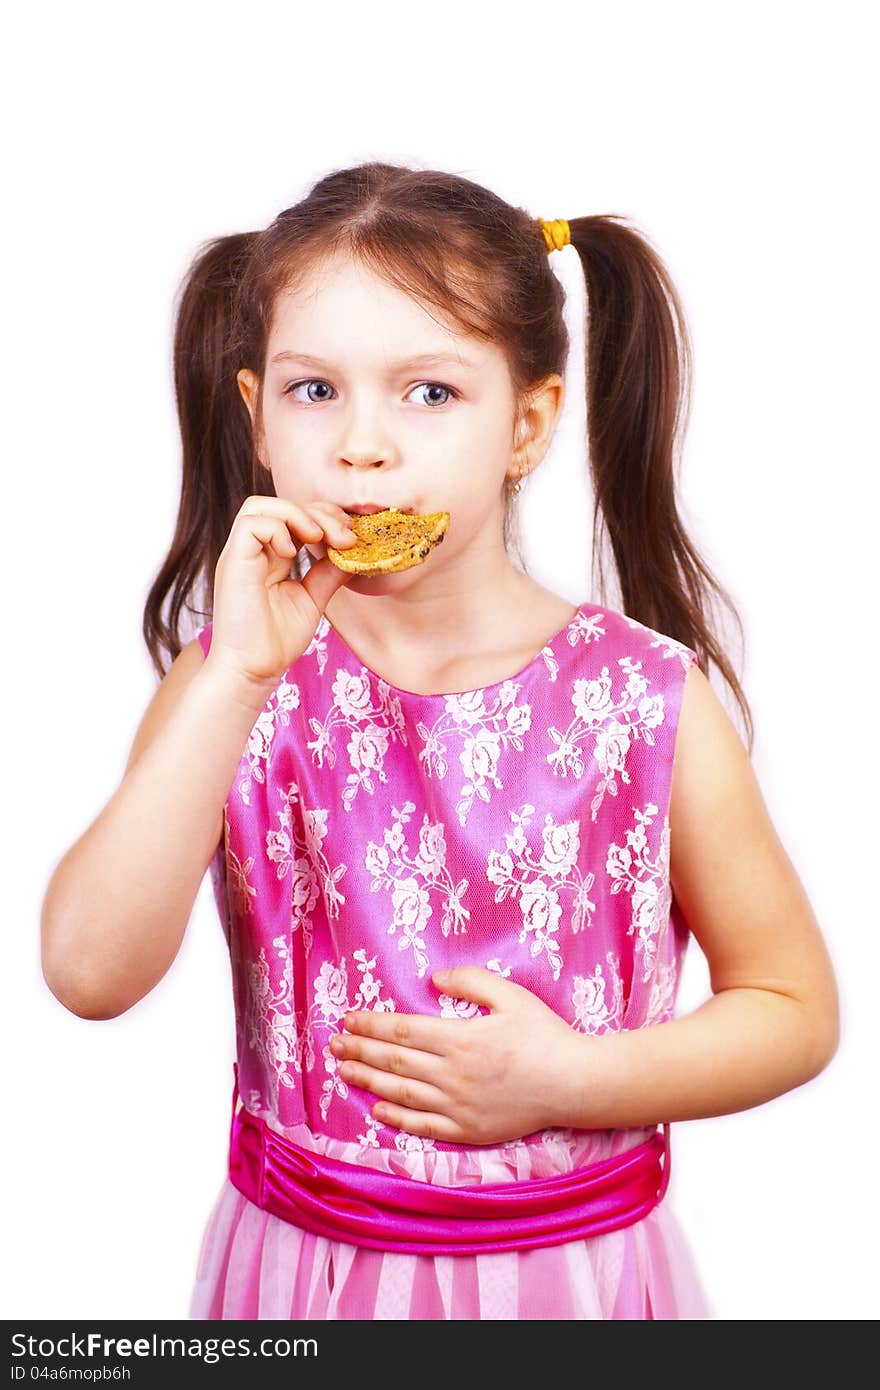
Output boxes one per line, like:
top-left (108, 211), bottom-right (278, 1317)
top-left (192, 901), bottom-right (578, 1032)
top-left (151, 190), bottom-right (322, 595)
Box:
top-left (6, 0), bottom-right (876, 1321)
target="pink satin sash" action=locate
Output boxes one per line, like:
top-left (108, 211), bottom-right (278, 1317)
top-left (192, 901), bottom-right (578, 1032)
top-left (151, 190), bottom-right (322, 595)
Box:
top-left (226, 1066), bottom-right (672, 1255)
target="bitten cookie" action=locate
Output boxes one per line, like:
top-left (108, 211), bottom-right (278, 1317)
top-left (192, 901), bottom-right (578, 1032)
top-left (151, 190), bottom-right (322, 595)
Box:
top-left (326, 508), bottom-right (451, 575)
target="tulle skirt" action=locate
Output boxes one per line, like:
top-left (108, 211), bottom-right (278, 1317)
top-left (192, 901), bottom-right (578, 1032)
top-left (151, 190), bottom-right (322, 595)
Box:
top-left (189, 1175), bottom-right (714, 1320)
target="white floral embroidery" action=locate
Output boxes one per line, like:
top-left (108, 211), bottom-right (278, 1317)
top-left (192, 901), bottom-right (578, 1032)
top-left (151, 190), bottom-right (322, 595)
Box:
top-left (364, 802), bottom-right (471, 979)
top-left (241, 942), bottom-right (397, 1121)
top-left (486, 958), bottom-right (513, 978)
top-left (415, 683), bottom-right (532, 826)
top-left (607, 804), bottom-right (671, 985)
top-left (215, 602), bottom-right (691, 1161)
top-left (235, 675), bottom-right (301, 807)
top-left (644, 949), bottom-right (677, 1027)
top-left (571, 952), bottom-right (625, 1034)
top-left (438, 993), bottom-right (483, 1019)
top-left (355, 1114), bottom-right (387, 1149)
top-left (302, 616), bottom-right (333, 677)
top-left (621, 613), bottom-right (697, 670)
top-left (486, 805), bottom-right (598, 982)
top-left (547, 657), bottom-right (666, 822)
top-left (393, 1132), bottom-right (437, 1152)
top-left (264, 781), bottom-right (347, 955)
top-left (243, 933), bottom-right (300, 1105)
top-left (538, 645), bottom-right (561, 682)
top-left (564, 606), bottom-right (608, 649)
top-left (226, 842), bottom-right (257, 922)
top-left (309, 951), bottom-right (396, 1123)
top-left (306, 668), bottom-right (409, 812)
top-left (313, 960), bottom-right (348, 1015)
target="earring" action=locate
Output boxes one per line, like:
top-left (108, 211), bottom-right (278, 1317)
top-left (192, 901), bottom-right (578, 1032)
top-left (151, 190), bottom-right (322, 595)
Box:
top-left (510, 473), bottom-right (523, 494)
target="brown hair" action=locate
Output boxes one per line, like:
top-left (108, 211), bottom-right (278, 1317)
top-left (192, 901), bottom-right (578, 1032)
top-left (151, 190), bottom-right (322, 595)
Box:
top-left (144, 160), bottom-right (754, 753)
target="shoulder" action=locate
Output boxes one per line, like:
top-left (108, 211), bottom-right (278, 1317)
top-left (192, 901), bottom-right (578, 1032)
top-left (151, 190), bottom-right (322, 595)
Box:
top-left (672, 659), bottom-right (747, 811)
top-left (575, 603), bottom-right (698, 695)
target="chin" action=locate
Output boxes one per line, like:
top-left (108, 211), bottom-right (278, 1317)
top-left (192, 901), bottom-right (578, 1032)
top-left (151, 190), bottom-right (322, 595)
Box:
top-left (343, 569), bottom-right (412, 595)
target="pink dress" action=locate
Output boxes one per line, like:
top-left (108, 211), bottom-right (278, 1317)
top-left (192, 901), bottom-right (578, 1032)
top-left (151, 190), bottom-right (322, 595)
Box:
top-left (189, 601), bottom-right (714, 1320)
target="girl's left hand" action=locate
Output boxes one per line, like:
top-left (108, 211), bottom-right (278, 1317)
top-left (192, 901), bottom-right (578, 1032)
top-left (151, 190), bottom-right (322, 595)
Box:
top-left (328, 965), bottom-right (590, 1145)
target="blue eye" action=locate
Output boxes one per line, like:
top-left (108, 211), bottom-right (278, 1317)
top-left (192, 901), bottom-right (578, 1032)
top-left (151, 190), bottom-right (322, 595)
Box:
top-left (284, 379), bottom-right (334, 403)
top-left (413, 382), bottom-right (457, 407)
top-left (283, 379), bottom-right (459, 407)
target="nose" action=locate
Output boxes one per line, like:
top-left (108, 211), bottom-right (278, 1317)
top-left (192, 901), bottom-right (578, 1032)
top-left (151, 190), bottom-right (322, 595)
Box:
top-left (339, 438), bottom-right (396, 476)
top-left (343, 454), bottom-right (386, 469)
top-left (336, 392), bottom-right (398, 469)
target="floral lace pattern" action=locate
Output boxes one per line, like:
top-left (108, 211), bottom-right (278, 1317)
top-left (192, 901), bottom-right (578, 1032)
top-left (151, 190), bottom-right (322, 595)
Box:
top-left (197, 602), bottom-right (698, 1178)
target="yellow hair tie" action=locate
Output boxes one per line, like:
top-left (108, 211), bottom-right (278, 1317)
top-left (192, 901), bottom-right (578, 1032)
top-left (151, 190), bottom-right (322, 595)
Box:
top-left (539, 218), bottom-right (571, 253)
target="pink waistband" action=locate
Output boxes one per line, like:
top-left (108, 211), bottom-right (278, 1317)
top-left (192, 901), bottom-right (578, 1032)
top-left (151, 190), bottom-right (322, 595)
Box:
top-left (226, 1066), bottom-right (672, 1255)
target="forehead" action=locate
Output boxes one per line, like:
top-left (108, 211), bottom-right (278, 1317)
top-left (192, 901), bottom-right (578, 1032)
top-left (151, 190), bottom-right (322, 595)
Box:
top-left (268, 253), bottom-right (496, 370)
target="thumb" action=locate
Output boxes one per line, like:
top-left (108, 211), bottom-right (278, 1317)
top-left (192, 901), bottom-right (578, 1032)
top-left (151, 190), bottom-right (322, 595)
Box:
top-left (431, 965), bottom-right (513, 1011)
top-left (298, 555), bottom-right (354, 616)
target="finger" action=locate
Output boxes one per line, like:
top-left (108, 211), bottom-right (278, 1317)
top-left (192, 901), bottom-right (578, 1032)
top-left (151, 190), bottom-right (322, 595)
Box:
top-left (236, 517), bottom-right (300, 587)
top-left (235, 512), bottom-right (319, 566)
top-left (302, 501), bottom-right (358, 548)
top-left (432, 965), bottom-right (513, 1011)
top-left (341, 1009), bottom-right (452, 1055)
top-left (233, 515), bottom-right (299, 567)
top-left (368, 1100), bottom-right (462, 1143)
top-left (307, 499), bottom-right (357, 524)
top-left (237, 495), bottom-right (324, 547)
top-left (330, 1032), bottom-right (446, 1087)
top-left (337, 1058), bottom-right (447, 1116)
top-left (301, 500), bottom-right (355, 542)
top-left (301, 502), bottom-right (358, 565)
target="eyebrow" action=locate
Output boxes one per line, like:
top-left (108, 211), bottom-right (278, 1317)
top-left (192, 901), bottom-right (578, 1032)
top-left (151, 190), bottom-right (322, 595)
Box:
top-left (270, 350), bottom-right (477, 370)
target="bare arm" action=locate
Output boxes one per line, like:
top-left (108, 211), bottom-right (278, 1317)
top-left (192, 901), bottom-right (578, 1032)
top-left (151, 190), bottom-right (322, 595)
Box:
top-left (41, 495), bottom-right (359, 1022)
top-left (561, 663), bottom-right (840, 1128)
top-left (40, 640), bottom-right (276, 1020)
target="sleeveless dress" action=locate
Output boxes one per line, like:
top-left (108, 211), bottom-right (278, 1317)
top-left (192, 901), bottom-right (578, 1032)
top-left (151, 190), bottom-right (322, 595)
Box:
top-left (188, 600), bottom-right (714, 1320)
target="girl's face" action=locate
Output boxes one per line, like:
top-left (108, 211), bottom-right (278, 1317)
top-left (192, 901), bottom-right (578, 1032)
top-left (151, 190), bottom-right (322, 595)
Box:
top-left (237, 252), bottom-right (561, 590)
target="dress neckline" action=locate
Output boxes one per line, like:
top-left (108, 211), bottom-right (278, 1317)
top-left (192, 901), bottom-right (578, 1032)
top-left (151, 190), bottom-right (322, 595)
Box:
top-left (323, 601), bottom-right (587, 700)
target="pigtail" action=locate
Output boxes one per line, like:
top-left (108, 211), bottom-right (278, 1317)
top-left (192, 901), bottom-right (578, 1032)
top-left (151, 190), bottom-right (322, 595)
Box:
top-left (142, 231), bottom-right (263, 680)
top-left (567, 217), bottom-right (754, 753)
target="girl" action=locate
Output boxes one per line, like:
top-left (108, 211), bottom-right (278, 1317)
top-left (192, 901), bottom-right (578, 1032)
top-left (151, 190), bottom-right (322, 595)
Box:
top-left (41, 161), bottom-right (839, 1321)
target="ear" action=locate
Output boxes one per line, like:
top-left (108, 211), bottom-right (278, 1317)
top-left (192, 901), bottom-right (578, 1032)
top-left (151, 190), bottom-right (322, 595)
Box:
top-left (236, 368), bottom-right (271, 474)
top-left (237, 368), bottom-right (258, 419)
top-left (514, 373), bottom-right (565, 471)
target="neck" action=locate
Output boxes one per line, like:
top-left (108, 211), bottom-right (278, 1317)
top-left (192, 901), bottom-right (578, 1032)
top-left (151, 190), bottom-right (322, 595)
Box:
top-left (323, 538), bottom-right (533, 670)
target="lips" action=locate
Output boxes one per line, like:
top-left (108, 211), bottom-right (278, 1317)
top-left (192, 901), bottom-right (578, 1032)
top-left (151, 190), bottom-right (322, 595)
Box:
top-left (343, 504), bottom-right (411, 515)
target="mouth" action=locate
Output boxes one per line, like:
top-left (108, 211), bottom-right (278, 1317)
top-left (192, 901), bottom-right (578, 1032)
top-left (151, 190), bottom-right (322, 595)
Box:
top-left (343, 504), bottom-right (413, 516)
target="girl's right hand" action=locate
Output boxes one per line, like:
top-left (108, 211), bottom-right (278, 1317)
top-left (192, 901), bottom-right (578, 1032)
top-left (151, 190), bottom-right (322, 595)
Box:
top-left (204, 495), bottom-right (359, 694)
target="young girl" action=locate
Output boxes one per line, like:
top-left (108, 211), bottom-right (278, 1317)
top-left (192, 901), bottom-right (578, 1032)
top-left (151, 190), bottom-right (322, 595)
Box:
top-left (41, 161), bottom-right (839, 1321)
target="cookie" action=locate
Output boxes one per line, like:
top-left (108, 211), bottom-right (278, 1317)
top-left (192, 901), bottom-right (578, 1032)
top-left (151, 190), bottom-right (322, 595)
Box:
top-left (326, 508), bottom-right (451, 575)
